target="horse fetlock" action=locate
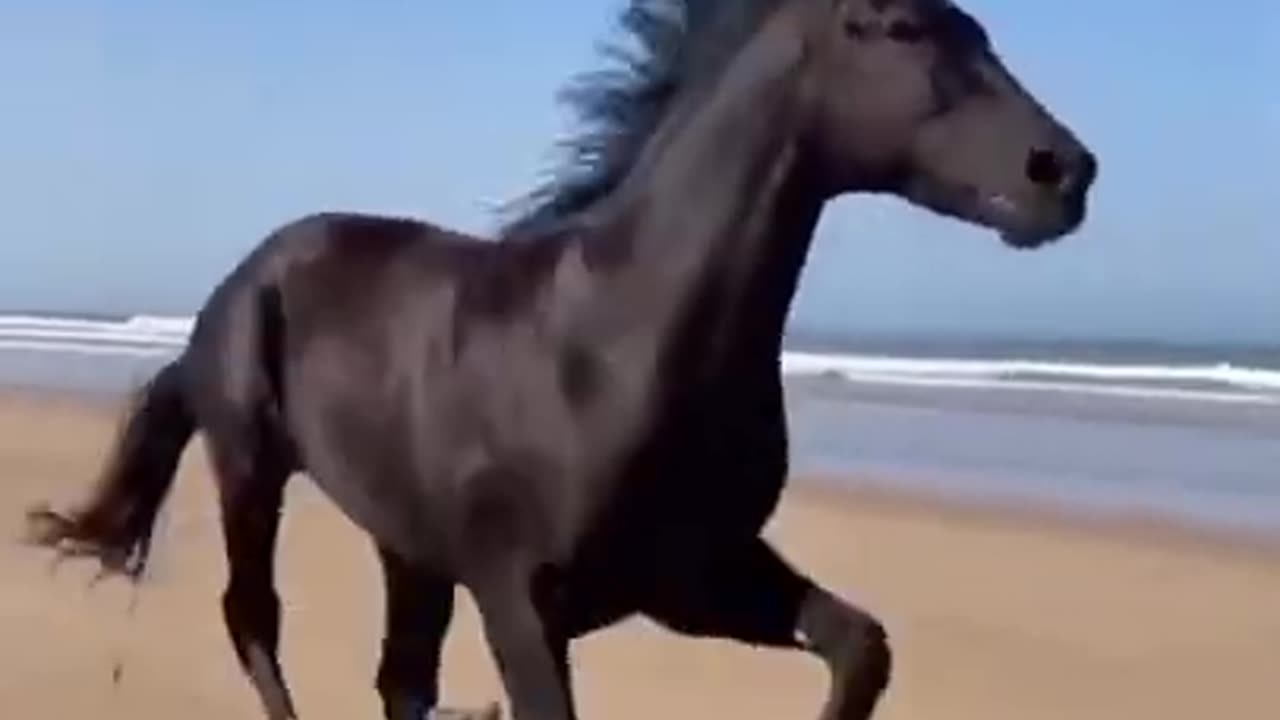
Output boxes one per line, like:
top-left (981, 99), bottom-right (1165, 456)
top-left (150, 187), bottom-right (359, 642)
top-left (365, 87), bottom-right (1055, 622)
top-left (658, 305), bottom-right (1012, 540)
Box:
top-left (843, 618), bottom-right (891, 686)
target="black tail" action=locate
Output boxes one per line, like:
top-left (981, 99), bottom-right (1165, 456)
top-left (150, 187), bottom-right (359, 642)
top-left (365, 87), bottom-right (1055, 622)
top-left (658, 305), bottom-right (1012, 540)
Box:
top-left (25, 359), bottom-right (196, 580)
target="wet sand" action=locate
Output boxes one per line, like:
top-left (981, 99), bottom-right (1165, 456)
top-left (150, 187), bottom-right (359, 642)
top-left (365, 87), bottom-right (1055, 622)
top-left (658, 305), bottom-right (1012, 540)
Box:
top-left (2, 390), bottom-right (1278, 719)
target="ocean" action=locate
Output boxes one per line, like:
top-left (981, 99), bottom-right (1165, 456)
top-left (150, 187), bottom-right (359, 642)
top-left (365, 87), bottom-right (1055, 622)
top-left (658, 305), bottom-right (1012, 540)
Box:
top-left (3, 313), bottom-right (1278, 536)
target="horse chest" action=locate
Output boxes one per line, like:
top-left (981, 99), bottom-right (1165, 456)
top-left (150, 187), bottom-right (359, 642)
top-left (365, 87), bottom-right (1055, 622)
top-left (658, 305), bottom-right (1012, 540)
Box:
top-left (610, 378), bottom-right (791, 540)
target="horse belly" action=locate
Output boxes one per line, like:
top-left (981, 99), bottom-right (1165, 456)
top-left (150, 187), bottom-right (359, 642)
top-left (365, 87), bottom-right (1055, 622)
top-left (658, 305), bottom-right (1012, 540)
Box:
top-left (297, 437), bottom-right (451, 562)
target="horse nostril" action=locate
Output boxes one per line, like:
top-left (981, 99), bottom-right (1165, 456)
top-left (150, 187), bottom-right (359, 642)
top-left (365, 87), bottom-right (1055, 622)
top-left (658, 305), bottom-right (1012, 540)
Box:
top-left (1025, 148), bottom-right (1065, 189)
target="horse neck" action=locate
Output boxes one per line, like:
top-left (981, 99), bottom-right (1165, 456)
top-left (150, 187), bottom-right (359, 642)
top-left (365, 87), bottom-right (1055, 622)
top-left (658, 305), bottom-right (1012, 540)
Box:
top-left (725, 167), bottom-right (824, 363)
top-left (581, 8), bottom-right (823, 375)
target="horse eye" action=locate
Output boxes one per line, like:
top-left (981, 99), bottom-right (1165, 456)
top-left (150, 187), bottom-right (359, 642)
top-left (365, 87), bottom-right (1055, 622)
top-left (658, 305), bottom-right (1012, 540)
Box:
top-left (886, 21), bottom-right (926, 44)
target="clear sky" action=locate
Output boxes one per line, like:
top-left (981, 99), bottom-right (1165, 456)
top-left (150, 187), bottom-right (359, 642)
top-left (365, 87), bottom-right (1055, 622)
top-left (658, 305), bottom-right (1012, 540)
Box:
top-left (1, 1), bottom-right (1276, 343)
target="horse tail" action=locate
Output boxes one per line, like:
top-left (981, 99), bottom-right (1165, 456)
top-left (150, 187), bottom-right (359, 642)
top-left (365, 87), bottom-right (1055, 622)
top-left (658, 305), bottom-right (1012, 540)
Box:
top-left (25, 358), bottom-right (197, 581)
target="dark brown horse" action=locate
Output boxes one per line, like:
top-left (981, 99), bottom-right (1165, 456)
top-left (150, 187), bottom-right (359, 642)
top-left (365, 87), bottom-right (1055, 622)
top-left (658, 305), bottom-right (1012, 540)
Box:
top-left (25, 1), bottom-right (1097, 719)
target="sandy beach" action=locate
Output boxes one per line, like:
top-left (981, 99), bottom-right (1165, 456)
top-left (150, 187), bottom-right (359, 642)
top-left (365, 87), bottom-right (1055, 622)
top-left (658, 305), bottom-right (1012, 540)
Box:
top-left (2, 390), bottom-right (1278, 720)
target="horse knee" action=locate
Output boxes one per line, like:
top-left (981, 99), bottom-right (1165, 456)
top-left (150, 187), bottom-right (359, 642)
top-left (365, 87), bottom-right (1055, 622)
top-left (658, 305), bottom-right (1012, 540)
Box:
top-left (850, 617), bottom-right (891, 693)
top-left (798, 592), bottom-right (892, 692)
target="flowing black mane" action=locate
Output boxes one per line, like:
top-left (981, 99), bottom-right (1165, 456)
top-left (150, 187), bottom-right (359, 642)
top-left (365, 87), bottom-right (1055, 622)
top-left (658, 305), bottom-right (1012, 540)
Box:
top-left (498, 0), bottom-right (781, 239)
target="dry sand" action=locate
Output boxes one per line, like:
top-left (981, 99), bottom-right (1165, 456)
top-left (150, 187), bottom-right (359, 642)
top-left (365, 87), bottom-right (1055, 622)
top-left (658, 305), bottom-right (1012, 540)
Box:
top-left (2, 390), bottom-right (1278, 719)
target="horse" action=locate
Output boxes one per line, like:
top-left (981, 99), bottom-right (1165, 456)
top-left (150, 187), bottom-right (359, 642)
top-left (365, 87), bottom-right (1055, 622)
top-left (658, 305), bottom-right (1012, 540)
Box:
top-left (24, 1), bottom-right (1097, 719)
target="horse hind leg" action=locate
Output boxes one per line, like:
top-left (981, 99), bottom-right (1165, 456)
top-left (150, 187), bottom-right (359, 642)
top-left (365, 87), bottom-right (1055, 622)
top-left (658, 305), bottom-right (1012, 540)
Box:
top-left (208, 428), bottom-right (297, 720)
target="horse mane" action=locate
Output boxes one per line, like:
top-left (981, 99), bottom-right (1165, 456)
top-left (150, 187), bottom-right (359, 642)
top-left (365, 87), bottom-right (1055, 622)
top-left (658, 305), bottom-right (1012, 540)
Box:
top-left (496, 0), bottom-right (782, 239)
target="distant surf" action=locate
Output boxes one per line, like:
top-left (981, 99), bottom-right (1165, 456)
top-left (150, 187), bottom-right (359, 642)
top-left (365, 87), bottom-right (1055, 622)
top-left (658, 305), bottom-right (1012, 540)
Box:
top-left (0, 314), bottom-right (190, 357)
top-left (782, 351), bottom-right (1280, 406)
top-left (3, 311), bottom-right (1276, 405)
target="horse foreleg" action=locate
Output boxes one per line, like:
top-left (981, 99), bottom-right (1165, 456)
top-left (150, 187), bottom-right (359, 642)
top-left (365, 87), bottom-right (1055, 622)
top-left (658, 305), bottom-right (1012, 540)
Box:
top-left (468, 563), bottom-right (576, 720)
top-left (793, 581), bottom-right (893, 719)
top-left (643, 536), bottom-right (892, 720)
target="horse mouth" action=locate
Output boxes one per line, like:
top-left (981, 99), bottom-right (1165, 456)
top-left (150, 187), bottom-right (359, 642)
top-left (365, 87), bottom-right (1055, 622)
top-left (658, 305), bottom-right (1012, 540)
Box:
top-left (986, 194), bottom-right (1049, 249)
top-left (982, 191), bottom-right (1085, 250)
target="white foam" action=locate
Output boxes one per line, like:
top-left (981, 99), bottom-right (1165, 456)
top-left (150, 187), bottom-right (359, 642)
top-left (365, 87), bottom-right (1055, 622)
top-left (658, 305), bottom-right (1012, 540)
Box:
top-left (790, 369), bottom-right (1280, 406)
top-left (0, 314), bottom-right (192, 349)
top-left (0, 339), bottom-right (180, 358)
top-left (781, 351), bottom-right (1280, 394)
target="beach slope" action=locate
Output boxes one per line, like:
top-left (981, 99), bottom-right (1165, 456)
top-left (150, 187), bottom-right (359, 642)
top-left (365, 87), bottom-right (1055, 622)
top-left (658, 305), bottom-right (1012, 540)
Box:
top-left (2, 392), bottom-right (1278, 719)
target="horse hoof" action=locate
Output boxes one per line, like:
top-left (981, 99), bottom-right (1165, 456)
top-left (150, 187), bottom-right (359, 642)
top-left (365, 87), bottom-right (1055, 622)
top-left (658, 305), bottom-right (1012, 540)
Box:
top-left (428, 702), bottom-right (502, 720)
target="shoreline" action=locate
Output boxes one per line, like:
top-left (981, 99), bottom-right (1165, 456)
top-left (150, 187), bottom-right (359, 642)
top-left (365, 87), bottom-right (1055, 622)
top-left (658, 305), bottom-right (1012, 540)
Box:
top-left (792, 474), bottom-right (1280, 567)
top-left (4, 380), bottom-right (1278, 561)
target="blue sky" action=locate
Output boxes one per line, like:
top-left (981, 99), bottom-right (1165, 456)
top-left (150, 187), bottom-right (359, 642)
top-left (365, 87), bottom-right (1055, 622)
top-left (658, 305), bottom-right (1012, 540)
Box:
top-left (1, 1), bottom-right (1276, 343)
